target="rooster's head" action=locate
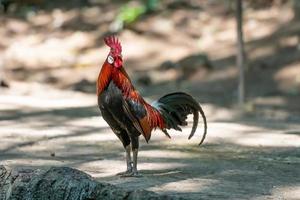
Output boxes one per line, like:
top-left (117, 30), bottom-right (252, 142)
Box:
top-left (104, 36), bottom-right (123, 69)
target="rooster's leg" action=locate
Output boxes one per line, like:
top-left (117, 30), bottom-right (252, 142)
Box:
top-left (122, 148), bottom-right (142, 177)
top-left (123, 136), bottom-right (142, 177)
top-left (117, 145), bottom-right (133, 176)
top-left (125, 145), bottom-right (133, 173)
top-left (131, 148), bottom-right (141, 176)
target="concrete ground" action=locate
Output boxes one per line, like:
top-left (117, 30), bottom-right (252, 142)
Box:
top-left (0, 82), bottom-right (299, 200)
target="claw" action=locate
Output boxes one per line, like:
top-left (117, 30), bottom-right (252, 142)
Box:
top-left (117, 169), bottom-right (132, 176)
top-left (121, 171), bottom-right (143, 178)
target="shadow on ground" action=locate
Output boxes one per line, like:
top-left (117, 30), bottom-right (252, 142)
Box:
top-left (0, 92), bottom-right (299, 199)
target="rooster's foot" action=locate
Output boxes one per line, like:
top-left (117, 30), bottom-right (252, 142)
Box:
top-left (121, 171), bottom-right (142, 178)
top-left (117, 169), bottom-right (132, 176)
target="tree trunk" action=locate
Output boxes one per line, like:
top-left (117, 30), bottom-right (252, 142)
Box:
top-left (293, 0), bottom-right (300, 48)
top-left (235, 0), bottom-right (245, 108)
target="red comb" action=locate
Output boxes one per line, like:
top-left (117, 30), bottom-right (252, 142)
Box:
top-left (104, 35), bottom-right (122, 54)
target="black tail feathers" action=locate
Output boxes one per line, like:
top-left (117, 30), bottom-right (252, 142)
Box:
top-left (152, 92), bottom-right (207, 145)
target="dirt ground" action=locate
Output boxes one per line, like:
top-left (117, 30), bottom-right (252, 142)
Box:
top-left (1, 1), bottom-right (300, 199)
top-left (0, 82), bottom-right (299, 200)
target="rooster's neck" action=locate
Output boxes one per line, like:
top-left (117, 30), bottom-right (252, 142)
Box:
top-left (97, 62), bottom-right (112, 95)
top-left (97, 61), bottom-right (144, 108)
top-left (97, 62), bottom-right (132, 96)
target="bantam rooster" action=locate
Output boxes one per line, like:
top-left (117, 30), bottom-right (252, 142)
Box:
top-left (97, 36), bottom-right (207, 177)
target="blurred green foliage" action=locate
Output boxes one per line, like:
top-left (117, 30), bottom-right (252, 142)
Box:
top-left (117, 4), bottom-right (145, 25)
top-left (117, 0), bottom-right (159, 25)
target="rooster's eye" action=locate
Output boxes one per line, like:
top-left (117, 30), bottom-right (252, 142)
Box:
top-left (107, 55), bottom-right (114, 64)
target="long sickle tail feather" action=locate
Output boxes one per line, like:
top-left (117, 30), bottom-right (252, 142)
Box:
top-left (191, 103), bottom-right (207, 145)
top-left (152, 92), bottom-right (207, 146)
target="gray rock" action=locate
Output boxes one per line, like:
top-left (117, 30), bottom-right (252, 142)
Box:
top-left (0, 165), bottom-right (182, 200)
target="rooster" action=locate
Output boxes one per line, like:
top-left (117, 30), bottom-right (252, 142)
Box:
top-left (97, 36), bottom-right (207, 177)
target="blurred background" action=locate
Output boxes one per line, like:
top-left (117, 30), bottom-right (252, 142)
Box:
top-left (1, 1), bottom-right (300, 199)
top-left (0, 0), bottom-right (299, 119)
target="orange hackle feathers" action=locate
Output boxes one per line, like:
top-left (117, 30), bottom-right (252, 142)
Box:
top-left (96, 62), bottom-right (112, 95)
